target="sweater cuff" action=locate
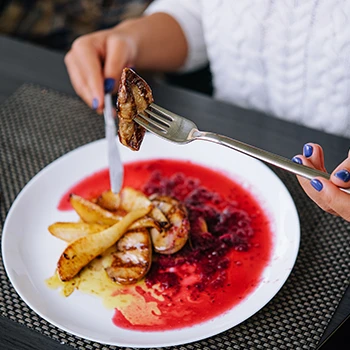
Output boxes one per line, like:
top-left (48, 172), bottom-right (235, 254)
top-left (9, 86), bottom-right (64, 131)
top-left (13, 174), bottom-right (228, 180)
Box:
top-left (144, 0), bottom-right (208, 72)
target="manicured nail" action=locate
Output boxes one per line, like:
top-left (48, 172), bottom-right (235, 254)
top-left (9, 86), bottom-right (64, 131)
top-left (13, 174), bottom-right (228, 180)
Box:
top-left (303, 144), bottom-right (313, 158)
top-left (334, 169), bottom-right (350, 182)
top-left (104, 78), bottom-right (115, 93)
top-left (310, 179), bottom-right (323, 191)
top-left (92, 98), bottom-right (99, 110)
top-left (292, 156), bottom-right (303, 165)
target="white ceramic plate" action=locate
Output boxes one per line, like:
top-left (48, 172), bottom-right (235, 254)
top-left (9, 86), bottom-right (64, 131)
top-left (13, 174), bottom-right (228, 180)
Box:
top-left (2, 133), bottom-right (300, 348)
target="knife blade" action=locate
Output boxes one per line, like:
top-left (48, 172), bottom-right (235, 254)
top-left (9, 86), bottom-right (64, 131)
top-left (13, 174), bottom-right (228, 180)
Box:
top-left (103, 93), bottom-right (124, 193)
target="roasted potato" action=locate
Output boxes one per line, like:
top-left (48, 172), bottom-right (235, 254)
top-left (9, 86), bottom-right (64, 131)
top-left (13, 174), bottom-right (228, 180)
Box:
top-left (57, 206), bottom-right (152, 281)
top-left (70, 194), bottom-right (123, 225)
top-left (48, 222), bottom-right (109, 242)
top-left (95, 190), bottom-right (121, 211)
top-left (121, 187), bottom-right (168, 227)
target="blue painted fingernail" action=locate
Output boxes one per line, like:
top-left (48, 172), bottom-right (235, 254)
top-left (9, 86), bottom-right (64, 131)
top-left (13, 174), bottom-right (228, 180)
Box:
top-left (334, 169), bottom-right (350, 182)
top-left (92, 98), bottom-right (98, 110)
top-left (303, 144), bottom-right (313, 158)
top-left (292, 156), bottom-right (303, 165)
top-left (104, 78), bottom-right (115, 93)
top-left (310, 179), bottom-right (323, 191)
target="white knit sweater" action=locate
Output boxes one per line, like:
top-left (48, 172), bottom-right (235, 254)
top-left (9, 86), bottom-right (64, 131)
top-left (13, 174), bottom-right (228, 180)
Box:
top-left (146, 0), bottom-right (350, 138)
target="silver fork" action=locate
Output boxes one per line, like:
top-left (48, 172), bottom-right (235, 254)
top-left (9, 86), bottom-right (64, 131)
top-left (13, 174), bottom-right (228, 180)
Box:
top-left (135, 103), bottom-right (350, 194)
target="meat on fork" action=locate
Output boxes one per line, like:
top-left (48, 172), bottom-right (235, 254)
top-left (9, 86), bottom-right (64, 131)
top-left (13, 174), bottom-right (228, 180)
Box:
top-left (117, 68), bottom-right (154, 151)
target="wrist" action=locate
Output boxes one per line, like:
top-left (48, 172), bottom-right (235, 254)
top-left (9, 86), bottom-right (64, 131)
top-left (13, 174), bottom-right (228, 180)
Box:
top-left (111, 14), bottom-right (187, 71)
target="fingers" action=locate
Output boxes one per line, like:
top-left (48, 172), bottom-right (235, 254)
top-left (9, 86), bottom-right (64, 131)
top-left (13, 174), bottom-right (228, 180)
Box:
top-left (330, 152), bottom-right (350, 188)
top-left (103, 35), bottom-right (137, 92)
top-left (292, 143), bottom-right (326, 172)
top-left (292, 143), bottom-right (350, 221)
top-left (65, 34), bottom-right (105, 114)
top-left (292, 154), bottom-right (325, 205)
top-left (291, 142), bottom-right (327, 195)
top-left (64, 29), bottom-right (136, 114)
top-left (306, 177), bottom-right (350, 220)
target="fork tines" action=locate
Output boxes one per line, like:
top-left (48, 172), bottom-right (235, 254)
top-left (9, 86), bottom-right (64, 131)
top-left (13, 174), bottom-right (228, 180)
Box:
top-left (136, 103), bottom-right (172, 133)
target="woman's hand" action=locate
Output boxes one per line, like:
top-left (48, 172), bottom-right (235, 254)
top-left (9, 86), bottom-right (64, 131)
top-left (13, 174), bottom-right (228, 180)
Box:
top-left (292, 143), bottom-right (350, 221)
top-left (64, 28), bottom-right (137, 114)
top-left (64, 14), bottom-right (188, 114)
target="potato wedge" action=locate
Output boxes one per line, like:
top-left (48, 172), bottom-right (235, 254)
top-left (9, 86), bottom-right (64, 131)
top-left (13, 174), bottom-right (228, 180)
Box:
top-left (57, 206), bottom-right (152, 281)
top-left (48, 222), bottom-right (109, 242)
top-left (102, 228), bottom-right (152, 285)
top-left (49, 216), bottom-right (160, 243)
top-left (70, 194), bottom-right (123, 225)
top-left (121, 187), bottom-right (168, 227)
top-left (120, 187), bottom-right (152, 211)
top-left (95, 190), bottom-right (121, 211)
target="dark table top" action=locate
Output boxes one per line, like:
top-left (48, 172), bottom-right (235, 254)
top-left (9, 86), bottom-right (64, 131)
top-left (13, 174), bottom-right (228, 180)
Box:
top-left (0, 35), bottom-right (349, 350)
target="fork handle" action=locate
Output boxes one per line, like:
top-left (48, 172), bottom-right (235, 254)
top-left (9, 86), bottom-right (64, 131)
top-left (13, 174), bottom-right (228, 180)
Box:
top-left (197, 131), bottom-right (350, 194)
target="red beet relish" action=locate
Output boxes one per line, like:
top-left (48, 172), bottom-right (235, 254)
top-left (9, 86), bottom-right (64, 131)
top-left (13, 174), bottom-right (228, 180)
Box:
top-left (57, 159), bottom-right (273, 331)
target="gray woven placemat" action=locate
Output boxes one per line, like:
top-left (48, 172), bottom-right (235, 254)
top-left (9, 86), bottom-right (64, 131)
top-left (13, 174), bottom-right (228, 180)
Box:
top-left (0, 84), bottom-right (349, 350)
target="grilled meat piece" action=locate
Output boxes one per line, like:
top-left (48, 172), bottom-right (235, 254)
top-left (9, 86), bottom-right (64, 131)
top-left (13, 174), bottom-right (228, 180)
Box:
top-left (149, 195), bottom-right (190, 254)
top-left (103, 228), bottom-right (152, 285)
top-left (117, 68), bottom-right (154, 151)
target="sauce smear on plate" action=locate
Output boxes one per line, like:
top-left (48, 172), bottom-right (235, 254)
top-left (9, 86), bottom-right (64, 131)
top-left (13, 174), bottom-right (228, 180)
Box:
top-left (57, 159), bottom-right (273, 331)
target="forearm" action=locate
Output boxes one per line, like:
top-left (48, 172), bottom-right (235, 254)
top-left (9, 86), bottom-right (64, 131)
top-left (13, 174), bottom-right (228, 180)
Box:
top-left (115, 13), bottom-right (188, 72)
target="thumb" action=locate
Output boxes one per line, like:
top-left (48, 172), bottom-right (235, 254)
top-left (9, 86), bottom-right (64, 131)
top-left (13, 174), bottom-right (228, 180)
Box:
top-left (103, 35), bottom-right (137, 93)
top-left (330, 151), bottom-right (350, 188)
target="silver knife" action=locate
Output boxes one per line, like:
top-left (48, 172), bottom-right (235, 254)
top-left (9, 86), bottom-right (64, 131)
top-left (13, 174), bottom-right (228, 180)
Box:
top-left (103, 93), bottom-right (124, 193)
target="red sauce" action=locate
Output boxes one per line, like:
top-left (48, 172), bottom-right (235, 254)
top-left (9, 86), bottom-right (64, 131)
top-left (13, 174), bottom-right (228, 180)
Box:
top-left (58, 159), bottom-right (273, 331)
top-left (58, 169), bottom-right (111, 210)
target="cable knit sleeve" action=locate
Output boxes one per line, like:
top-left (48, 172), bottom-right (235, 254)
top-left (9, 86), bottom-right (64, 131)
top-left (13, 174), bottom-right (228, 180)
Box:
top-left (144, 0), bottom-right (208, 72)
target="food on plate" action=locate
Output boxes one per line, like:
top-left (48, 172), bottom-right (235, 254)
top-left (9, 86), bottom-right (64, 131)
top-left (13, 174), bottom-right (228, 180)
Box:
top-left (70, 193), bottom-right (124, 225)
top-left (51, 186), bottom-right (191, 283)
top-left (117, 67), bottom-right (153, 151)
top-left (57, 205), bottom-right (151, 281)
top-left (68, 193), bottom-right (158, 230)
top-left (48, 222), bottom-right (109, 242)
top-left (95, 190), bottom-right (121, 211)
top-left (120, 187), bottom-right (168, 226)
top-left (103, 228), bottom-right (152, 284)
top-left (47, 159), bottom-right (273, 331)
top-left (149, 194), bottom-right (190, 254)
